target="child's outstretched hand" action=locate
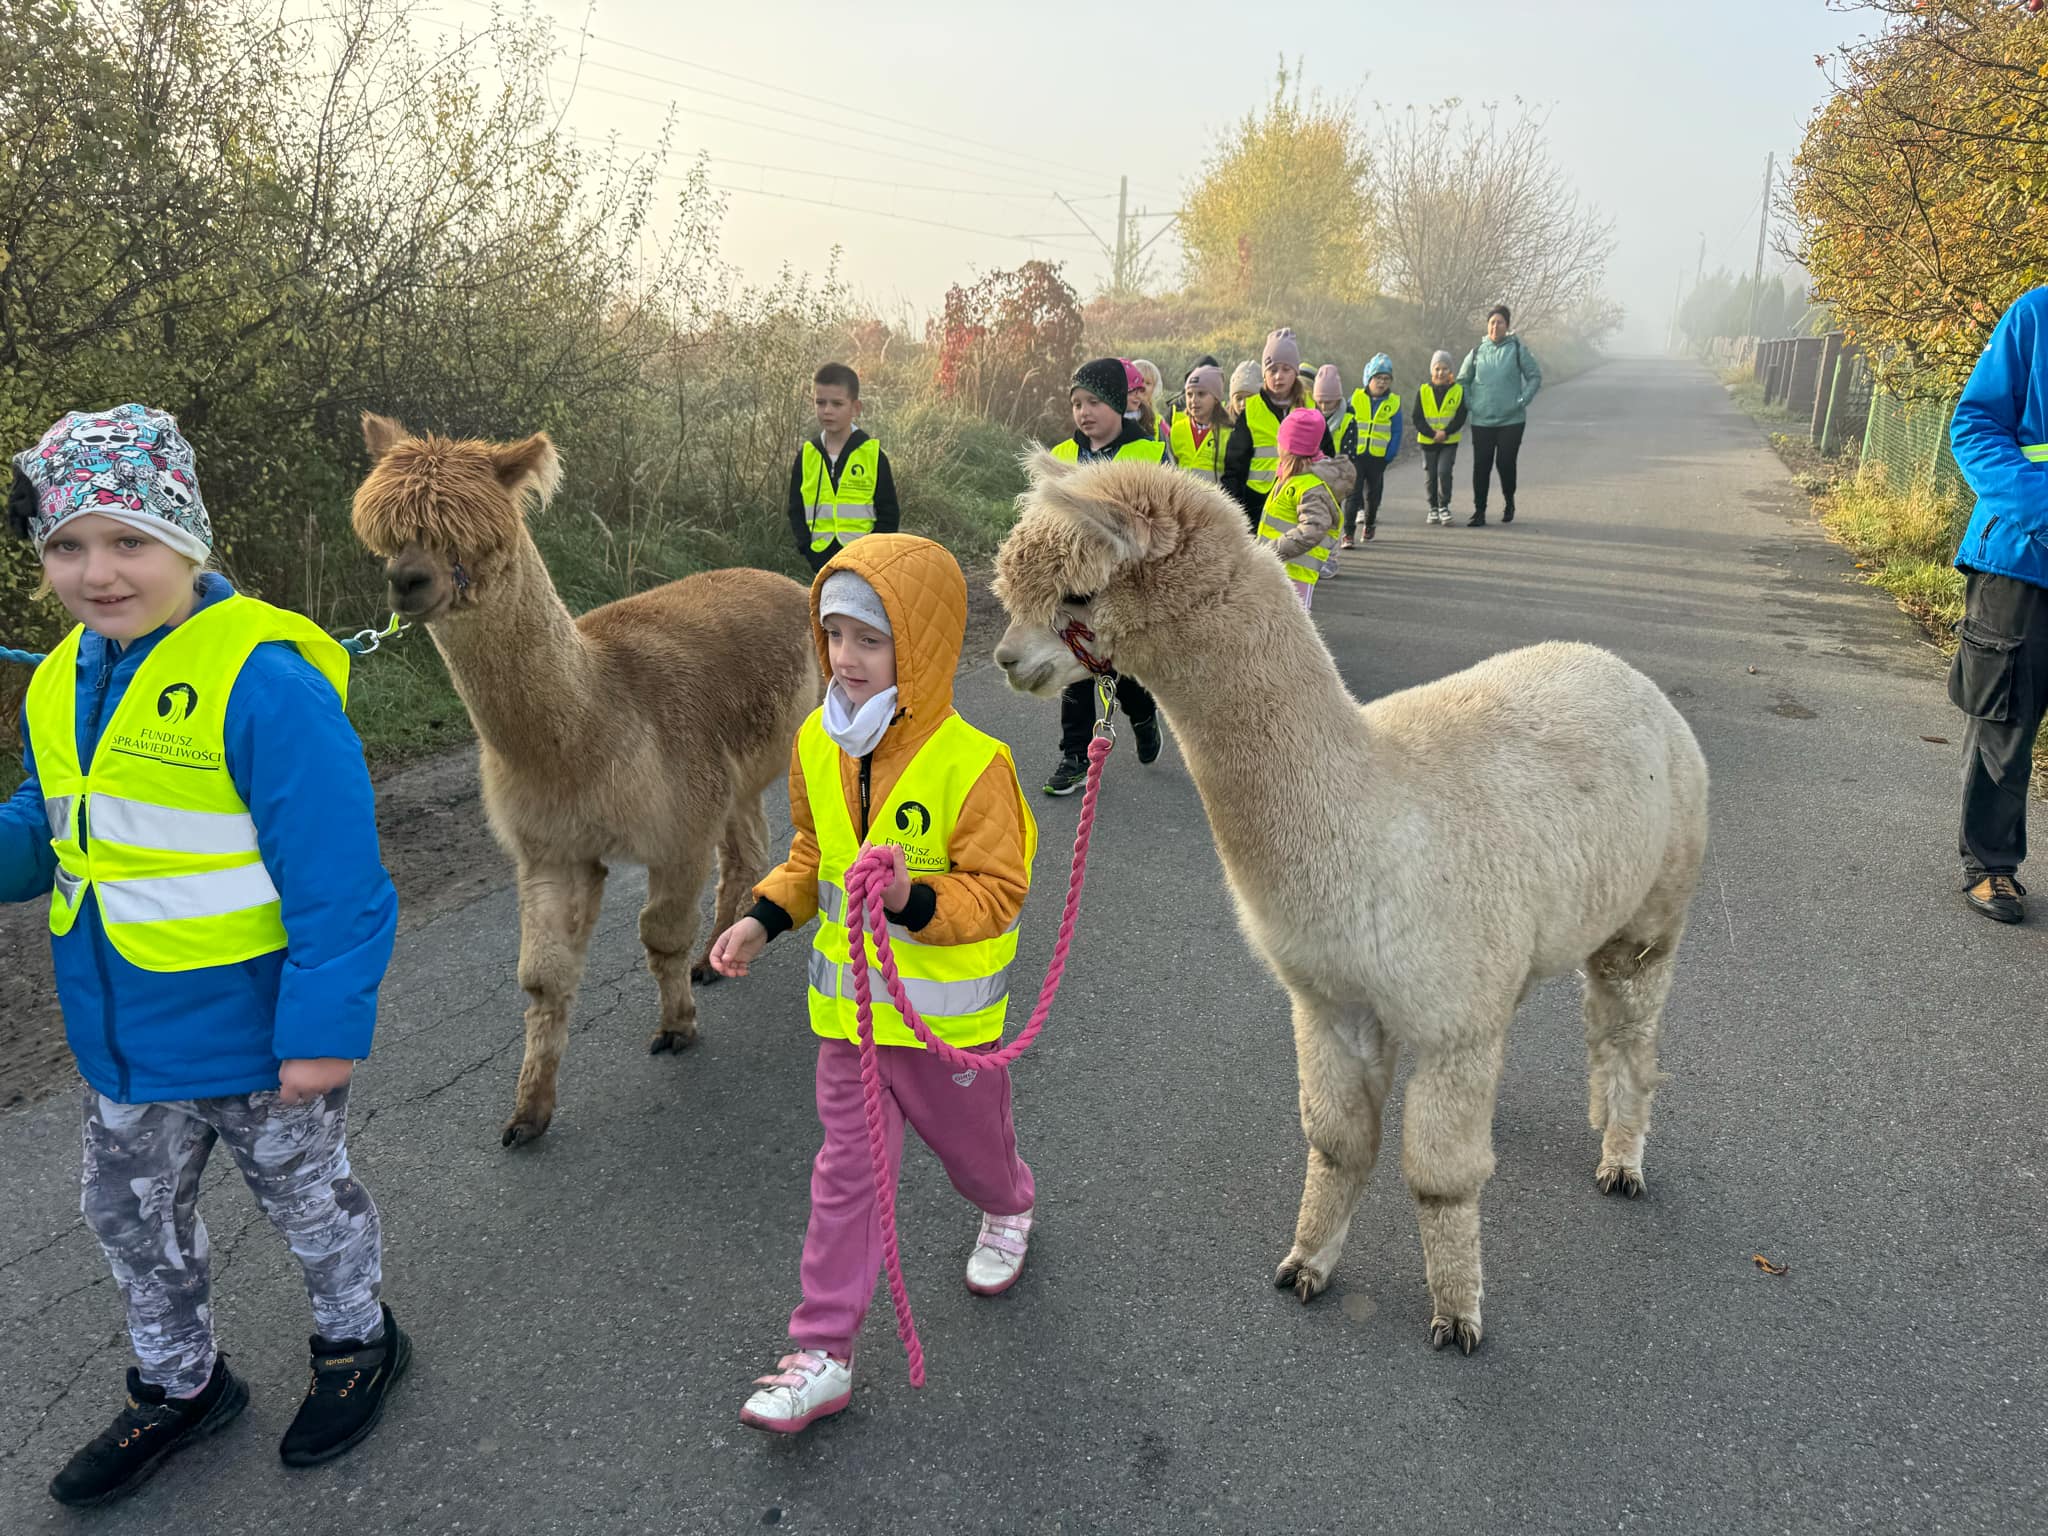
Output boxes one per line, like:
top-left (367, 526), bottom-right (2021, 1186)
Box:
top-left (279, 1057), bottom-right (354, 1104)
top-left (858, 842), bottom-right (913, 912)
top-left (709, 916), bottom-right (769, 979)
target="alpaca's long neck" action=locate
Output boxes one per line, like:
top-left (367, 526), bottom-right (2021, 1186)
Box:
top-left (425, 529), bottom-right (595, 768)
top-left (1135, 563), bottom-right (1374, 889)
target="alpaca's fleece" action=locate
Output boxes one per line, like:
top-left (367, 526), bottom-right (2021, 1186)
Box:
top-left (993, 451), bottom-right (1710, 1352)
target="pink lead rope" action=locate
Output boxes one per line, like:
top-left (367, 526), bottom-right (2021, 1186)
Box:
top-left (842, 691), bottom-right (1116, 1387)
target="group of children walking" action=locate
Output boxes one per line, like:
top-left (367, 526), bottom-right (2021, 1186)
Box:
top-left (5, 315), bottom-right (1542, 1504)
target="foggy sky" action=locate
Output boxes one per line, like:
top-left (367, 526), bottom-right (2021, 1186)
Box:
top-left (416, 0), bottom-right (1874, 352)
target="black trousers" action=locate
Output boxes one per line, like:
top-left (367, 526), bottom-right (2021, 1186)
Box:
top-left (1342, 456), bottom-right (1386, 536)
top-left (1469, 422), bottom-right (1526, 514)
top-left (1059, 674), bottom-right (1156, 757)
top-left (1951, 569), bottom-right (2048, 877)
top-left (1422, 442), bottom-right (1460, 510)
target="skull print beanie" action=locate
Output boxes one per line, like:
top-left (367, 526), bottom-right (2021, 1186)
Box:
top-left (11, 404), bottom-right (212, 562)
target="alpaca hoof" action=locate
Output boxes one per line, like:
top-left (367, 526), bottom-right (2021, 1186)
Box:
top-left (501, 1115), bottom-right (550, 1148)
top-left (647, 1026), bottom-right (697, 1055)
top-left (1429, 1315), bottom-right (1482, 1354)
top-left (1595, 1163), bottom-right (1646, 1198)
top-left (689, 961), bottom-right (721, 986)
top-left (1274, 1254), bottom-right (1328, 1302)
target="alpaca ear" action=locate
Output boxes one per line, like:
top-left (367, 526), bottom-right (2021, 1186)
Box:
top-left (490, 433), bottom-right (562, 510)
top-left (1032, 469), bottom-right (1151, 564)
top-left (1020, 445), bottom-right (1075, 486)
top-left (361, 413), bottom-right (412, 463)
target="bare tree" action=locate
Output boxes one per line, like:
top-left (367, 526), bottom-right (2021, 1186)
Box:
top-left (1369, 100), bottom-right (1617, 341)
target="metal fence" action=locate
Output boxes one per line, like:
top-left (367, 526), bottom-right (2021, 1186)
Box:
top-left (1705, 332), bottom-right (1970, 512)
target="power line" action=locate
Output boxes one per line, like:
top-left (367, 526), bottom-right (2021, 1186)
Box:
top-left (427, 0), bottom-right (1180, 202)
top-left (567, 133), bottom-right (1113, 203)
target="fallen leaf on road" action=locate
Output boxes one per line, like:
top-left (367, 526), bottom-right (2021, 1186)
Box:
top-left (1752, 1254), bottom-right (1789, 1276)
top-left (1920, 735), bottom-right (1950, 745)
top-left (1746, 665), bottom-right (1759, 675)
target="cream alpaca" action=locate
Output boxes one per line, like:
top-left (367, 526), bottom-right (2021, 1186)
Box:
top-left (352, 415), bottom-right (819, 1146)
top-left (991, 450), bottom-right (1708, 1352)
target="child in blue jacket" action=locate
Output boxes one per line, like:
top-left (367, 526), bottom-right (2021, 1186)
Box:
top-left (3, 405), bottom-right (407, 1506)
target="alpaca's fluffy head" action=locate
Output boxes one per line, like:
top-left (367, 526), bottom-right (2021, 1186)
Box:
top-left (351, 413), bottom-right (562, 622)
top-left (992, 448), bottom-right (1255, 695)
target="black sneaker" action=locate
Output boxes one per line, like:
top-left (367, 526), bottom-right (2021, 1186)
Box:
top-left (1043, 754), bottom-right (1088, 797)
top-left (1466, 511), bottom-right (1487, 527)
top-left (1133, 715), bottom-right (1163, 765)
top-left (1502, 505), bottom-right (1515, 524)
top-left (279, 1304), bottom-right (411, 1467)
top-left (49, 1357), bottom-right (248, 1508)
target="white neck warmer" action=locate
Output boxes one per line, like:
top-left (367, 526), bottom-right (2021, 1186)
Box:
top-left (822, 681), bottom-right (899, 758)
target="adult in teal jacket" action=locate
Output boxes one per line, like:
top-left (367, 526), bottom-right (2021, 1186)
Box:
top-left (1948, 284), bottom-right (2048, 923)
top-left (1455, 304), bottom-right (1543, 527)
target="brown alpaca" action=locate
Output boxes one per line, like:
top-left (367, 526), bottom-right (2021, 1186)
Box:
top-left (352, 415), bottom-right (819, 1145)
top-left (992, 452), bottom-right (1708, 1353)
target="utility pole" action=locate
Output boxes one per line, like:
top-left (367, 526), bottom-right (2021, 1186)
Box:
top-left (1113, 175), bottom-right (1129, 295)
top-left (1743, 151), bottom-right (1774, 340)
top-left (1666, 268), bottom-right (1685, 355)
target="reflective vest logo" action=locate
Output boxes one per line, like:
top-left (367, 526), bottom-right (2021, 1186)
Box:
top-left (157, 683), bottom-right (198, 724)
top-left (895, 800), bottom-right (932, 837)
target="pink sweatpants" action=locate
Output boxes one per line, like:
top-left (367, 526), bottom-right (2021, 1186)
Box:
top-left (789, 1037), bottom-right (1034, 1359)
top-left (1292, 579), bottom-right (1316, 611)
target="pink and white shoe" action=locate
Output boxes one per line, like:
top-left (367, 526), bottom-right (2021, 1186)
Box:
top-left (965, 1206), bottom-right (1034, 1296)
top-left (739, 1350), bottom-right (852, 1434)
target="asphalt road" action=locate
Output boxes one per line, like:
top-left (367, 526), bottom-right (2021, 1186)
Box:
top-left (3, 359), bottom-right (2043, 1534)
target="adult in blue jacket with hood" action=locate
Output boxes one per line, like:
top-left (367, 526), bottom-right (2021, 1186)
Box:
top-left (1948, 285), bottom-right (2048, 924)
top-left (3, 404), bottom-right (408, 1506)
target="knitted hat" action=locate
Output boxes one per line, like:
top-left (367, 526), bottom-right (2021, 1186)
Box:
top-left (1313, 364), bottom-right (1344, 400)
top-left (1229, 360), bottom-right (1261, 397)
top-left (1183, 364), bottom-right (1226, 400)
top-left (1072, 357), bottom-right (1130, 415)
top-left (12, 404), bottom-right (211, 562)
top-left (1366, 353), bottom-right (1394, 381)
top-left (818, 570), bottom-right (891, 636)
top-left (1431, 350), bottom-right (1455, 371)
top-left (1121, 359), bottom-right (1145, 394)
top-left (1262, 328), bottom-right (1301, 372)
top-left (1277, 408), bottom-right (1327, 459)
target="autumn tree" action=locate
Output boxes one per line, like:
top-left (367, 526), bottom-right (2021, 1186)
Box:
top-left (1785, 0), bottom-right (2048, 394)
top-left (1367, 101), bottom-right (1617, 341)
top-left (928, 260), bottom-right (1084, 435)
top-left (1179, 65), bottom-right (1373, 307)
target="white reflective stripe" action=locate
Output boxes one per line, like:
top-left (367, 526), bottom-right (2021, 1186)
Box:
top-left (95, 862), bottom-right (280, 926)
top-left (46, 794), bottom-right (74, 842)
top-left (88, 794), bottom-right (259, 856)
top-left (818, 881), bottom-right (843, 921)
top-left (807, 947), bottom-right (1008, 1016)
top-left (54, 867), bottom-right (84, 907)
top-left (2023, 443), bottom-right (2048, 463)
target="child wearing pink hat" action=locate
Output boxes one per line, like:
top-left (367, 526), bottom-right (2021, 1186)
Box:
top-left (1254, 408), bottom-right (1347, 610)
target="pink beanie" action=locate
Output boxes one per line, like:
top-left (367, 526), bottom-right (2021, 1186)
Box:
top-left (1313, 364), bottom-right (1343, 399)
top-left (1122, 359), bottom-right (1145, 393)
top-left (1277, 407), bottom-right (1327, 459)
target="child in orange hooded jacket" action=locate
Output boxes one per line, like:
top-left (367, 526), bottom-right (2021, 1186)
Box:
top-left (708, 533), bottom-right (1037, 1434)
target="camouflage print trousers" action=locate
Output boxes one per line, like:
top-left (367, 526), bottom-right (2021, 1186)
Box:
top-left (80, 1085), bottom-right (384, 1397)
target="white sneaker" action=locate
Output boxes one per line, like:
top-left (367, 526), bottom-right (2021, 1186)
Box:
top-left (965, 1206), bottom-right (1034, 1296)
top-left (739, 1349), bottom-right (852, 1434)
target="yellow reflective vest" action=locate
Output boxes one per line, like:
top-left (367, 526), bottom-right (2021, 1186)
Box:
top-left (1257, 471), bottom-right (1340, 586)
top-left (1239, 393), bottom-right (1288, 493)
top-left (1349, 389), bottom-right (1402, 458)
top-left (800, 711), bottom-right (1038, 1049)
top-left (1417, 383), bottom-right (1464, 445)
top-left (24, 596), bottom-right (349, 972)
top-left (800, 437), bottom-right (882, 553)
top-left (1049, 436), bottom-right (1167, 466)
top-left (1167, 414), bottom-right (1230, 481)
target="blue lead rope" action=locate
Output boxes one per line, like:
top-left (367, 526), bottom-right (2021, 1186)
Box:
top-left (2, 612), bottom-right (408, 667)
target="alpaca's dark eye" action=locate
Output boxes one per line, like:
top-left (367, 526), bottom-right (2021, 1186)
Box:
top-left (1061, 592), bottom-right (1094, 607)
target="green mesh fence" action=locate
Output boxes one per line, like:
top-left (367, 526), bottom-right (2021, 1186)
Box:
top-left (1861, 388), bottom-right (1975, 515)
